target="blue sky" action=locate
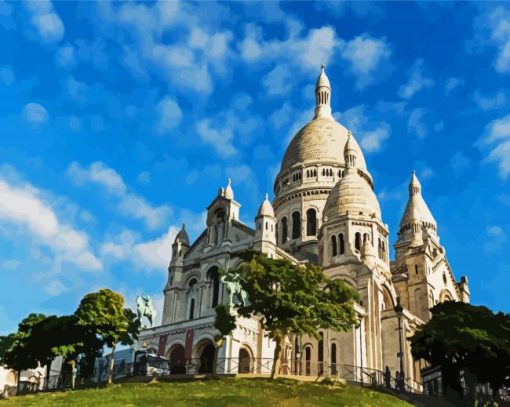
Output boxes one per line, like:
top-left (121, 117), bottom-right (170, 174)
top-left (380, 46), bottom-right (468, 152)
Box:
top-left (1, 1), bottom-right (510, 334)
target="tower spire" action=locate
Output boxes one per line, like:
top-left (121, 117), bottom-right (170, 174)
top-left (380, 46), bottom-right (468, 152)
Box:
top-left (314, 65), bottom-right (332, 119)
top-left (344, 131), bottom-right (358, 170)
top-left (398, 171), bottom-right (437, 245)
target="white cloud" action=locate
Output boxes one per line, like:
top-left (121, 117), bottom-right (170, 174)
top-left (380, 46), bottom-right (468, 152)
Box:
top-left (136, 171), bottom-right (151, 185)
top-left (0, 65), bottom-right (15, 86)
top-left (473, 90), bottom-right (507, 110)
top-left (0, 175), bottom-right (102, 273)
top-left (67, 162), bottom-right (170, 229)
top-left (133, 226), bottom-right (177, 270)
top-left (156, 96), bottom-right (182, 134)
top-left (44, 279), bottom-right (67, 296)
top-left (1, 259), bottom-right (21, 270)
top-left (481, 114), bottom-right (510, 179)
top-left (101, 226), bottom-right (178, 273)
top-left (450, 151), bottom-right (470, 175)
top-left (55, 44), bottom-right (76, 67)
top-left (96, 1), bottom-right (234, 95)
top-left (22, 102), bottom-right (48, 124)
top-left (239, 25), bottom-right (340, 74)
top-left (484, 114), bottom-right (510, 143)
top-left (484, 225), bottom-right (507, 254)
top-left (337, 105), bottom-right (390, 153)
top-left (68, 161), bottom-right (126, 194)
top-left (195, 119), bottom-right (236, 157)
top-left (398, 59), bottom-right (434, 99)
top-left (263, 64), bottom-right (293, 96)
top-left (407, 108), bottom-right (428, 139)
top-left (24, 0), bottom-right (64, 43)
top-left (476, 7), bottom-right (510, 74)
top-left (339, 34), bottom-right (391, 89)
top-left (269, 102), bottom-right (294, 130)
top-left (444, 77), bottom-right (463, 96)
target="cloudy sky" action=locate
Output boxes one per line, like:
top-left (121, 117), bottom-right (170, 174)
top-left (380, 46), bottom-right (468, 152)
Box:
top-left (1, 1), bottom-right (510, 334)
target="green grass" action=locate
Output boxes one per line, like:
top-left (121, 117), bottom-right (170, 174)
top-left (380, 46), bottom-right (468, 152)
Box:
top-left (2, 378), bottom-right (411, 407)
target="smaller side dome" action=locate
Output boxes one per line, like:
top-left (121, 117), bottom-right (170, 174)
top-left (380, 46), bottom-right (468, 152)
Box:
top-left (175, 224), bottom-right (190, 246)
top-left (257, 193), bottom-right (275, 218)
top-left (323, 173), bottom-right (381, 221)
top-left (324, 131), bottom-right (381, 220)
top-left (224, 179), bottom-right (234, 200)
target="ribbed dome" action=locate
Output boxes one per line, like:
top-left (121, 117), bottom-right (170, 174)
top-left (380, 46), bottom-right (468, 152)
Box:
top-left (279, 117), bottom-right (367, 174)
top-left (323, 171), bottom-right (381, 221)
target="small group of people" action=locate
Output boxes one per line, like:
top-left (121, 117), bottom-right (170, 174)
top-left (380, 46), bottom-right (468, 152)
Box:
top-left (384, 366), bottom-right (406, 392)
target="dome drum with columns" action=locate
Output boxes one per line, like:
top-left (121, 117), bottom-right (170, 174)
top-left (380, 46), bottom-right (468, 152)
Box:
top-left (138, 67), bottom-right (470, 385)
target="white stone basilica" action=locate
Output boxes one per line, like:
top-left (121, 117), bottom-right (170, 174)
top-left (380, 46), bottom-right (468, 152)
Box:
top-left (138, 67), bottom-right (470, 385)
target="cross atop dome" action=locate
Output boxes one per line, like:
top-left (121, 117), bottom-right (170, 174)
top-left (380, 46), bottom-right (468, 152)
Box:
top-left (314, 65), bottom-right (332, 119)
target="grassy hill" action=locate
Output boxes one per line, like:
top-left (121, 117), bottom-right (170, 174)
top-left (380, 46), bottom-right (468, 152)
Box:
top-left (3, 377), bottom-right (410, 407)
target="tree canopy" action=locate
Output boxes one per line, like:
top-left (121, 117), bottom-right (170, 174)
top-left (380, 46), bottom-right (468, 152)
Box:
top-left (1, 288), bottom-right (140, 387)
top-left (75, 288), bottom-right (140, 384)
top-left (229, 250), bottom-right (359, 378)
top-left (410, 301), bottom-right (510, 394)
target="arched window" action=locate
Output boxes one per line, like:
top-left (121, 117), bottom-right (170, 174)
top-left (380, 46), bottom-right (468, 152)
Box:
top-left (188, 278), bottom-right (197, 289)
top-left (207, 268), bottom-right (220, 308)
top-left (189, 299), bottom-right (195, 320)
top-left (339, 234), bottom-right (345, 255)
top-left (318, 332), bottom-right (324, 375)
top-left (281, 217), bottom-right (288, 244)
top-left (292, 211), bottom-right (301, 239)
top-left (331, 343), bottom-right (337, 375)
top-left (331, 235), bottom-right (337, 256)
top-left (305, 346), bottom-right (311, 376)
top-left (415, 265), bottom-right (419, 275)
top-left (306, 208), bottom-right (317, 236)
top-left (355, 232), bottom-right (361, 251)
top-left (363, 233), bottom-right (369, 243)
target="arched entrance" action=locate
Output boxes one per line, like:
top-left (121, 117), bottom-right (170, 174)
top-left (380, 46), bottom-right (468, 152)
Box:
top-left (238, 348), bottom-right (252, 373)
top-left (169, 345), bottom-right (186, 374)
top-left (198, 342), bottom-right (215, 374)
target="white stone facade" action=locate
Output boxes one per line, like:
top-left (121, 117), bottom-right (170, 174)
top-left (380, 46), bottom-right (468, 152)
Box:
top-left (138, 67), bottom-right (469, 384)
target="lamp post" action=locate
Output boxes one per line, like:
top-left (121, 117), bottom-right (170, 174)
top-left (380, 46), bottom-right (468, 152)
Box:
top-left (394, 296), bottom-right (404, 392)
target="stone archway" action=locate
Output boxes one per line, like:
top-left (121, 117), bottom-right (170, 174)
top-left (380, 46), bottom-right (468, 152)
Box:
top-left (238, 347), bottom-right (252, 373)
top-left (198, 342), bottom-right (215, 374)
top-left (168, 345), bottom-right (186, 374)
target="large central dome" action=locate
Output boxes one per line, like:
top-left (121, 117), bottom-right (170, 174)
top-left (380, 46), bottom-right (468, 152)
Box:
top-left (280, 117), bottom-right (367, 174)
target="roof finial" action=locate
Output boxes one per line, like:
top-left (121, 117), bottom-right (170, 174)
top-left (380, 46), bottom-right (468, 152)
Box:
top-left (224, 178), bottom-right (234, 200)
top-left (265, 193), bottom-right (269, 200)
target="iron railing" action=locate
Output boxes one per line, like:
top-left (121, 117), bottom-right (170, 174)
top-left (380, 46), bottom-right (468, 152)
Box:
top-left (3, 358), bottom-right (424, 398)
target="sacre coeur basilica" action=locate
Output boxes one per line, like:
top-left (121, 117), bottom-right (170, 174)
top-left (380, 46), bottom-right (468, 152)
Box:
top-left (137, 66), bottom-right (470, 387)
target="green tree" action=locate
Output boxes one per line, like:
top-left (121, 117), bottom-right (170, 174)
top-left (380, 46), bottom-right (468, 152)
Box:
top-left (410, 301), bottom-right (510, 398)
top-left (230, 251), bottom-right (359, 379)
top-left (2, 314), bottom-right (47, 390)
top-left (0, 333), bottom-right (17, 365)
top-left (75, 289), bottom-right (140, 384)
top-left (212, 303), bottom-right (237, 375)
top-left (28, 315), bottom-right (90, 389)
